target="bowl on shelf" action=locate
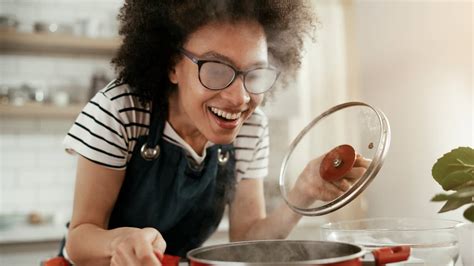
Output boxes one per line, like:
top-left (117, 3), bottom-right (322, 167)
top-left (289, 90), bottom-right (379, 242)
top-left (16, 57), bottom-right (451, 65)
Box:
top-left (0, 213), bottom-right (26, 230)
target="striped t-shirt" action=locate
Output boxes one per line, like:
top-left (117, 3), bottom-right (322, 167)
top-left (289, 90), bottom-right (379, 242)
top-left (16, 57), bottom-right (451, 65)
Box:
top-left (63, 82), bottom-right (269, 180)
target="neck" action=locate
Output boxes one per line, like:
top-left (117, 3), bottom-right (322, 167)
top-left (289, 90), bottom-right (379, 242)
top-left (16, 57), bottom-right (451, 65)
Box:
top-left (168, 94), bottom-right (207, 155)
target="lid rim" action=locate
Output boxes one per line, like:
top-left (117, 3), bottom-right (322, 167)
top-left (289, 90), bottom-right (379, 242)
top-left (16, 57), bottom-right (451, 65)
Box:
top-left (279, 102), bottom-right (391, 216)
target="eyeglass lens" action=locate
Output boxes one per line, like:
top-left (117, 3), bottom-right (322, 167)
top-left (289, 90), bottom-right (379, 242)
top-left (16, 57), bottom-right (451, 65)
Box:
top-left (199, 62), bottom-right (277, 94)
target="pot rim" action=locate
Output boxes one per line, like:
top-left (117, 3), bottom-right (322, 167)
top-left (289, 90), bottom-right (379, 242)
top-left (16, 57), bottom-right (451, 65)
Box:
top-left (187, 239), bottom-right (367, 265)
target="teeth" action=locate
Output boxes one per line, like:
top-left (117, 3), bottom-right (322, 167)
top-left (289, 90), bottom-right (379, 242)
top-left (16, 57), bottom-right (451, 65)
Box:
top-left (210, 107), bottom-right (242, 120)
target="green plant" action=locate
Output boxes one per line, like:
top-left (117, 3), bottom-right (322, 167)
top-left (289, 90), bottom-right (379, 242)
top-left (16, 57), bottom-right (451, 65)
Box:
top-left (431, 147), bottom-right (474, 222)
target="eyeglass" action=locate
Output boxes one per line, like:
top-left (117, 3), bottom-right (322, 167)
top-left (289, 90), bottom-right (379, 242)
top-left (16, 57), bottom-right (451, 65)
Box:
top-left (180, 48), bottom-right (280, 94)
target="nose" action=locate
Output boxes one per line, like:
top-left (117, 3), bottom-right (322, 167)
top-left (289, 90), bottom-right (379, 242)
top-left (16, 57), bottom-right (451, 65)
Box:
top-left (220, 76), bottom-right (250, 106)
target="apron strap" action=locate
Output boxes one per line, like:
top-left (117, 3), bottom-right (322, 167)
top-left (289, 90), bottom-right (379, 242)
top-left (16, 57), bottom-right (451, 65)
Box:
top-left (147, 103), bottom-right (165, 147)
top-left (140, 103), bottom-right (165, 160)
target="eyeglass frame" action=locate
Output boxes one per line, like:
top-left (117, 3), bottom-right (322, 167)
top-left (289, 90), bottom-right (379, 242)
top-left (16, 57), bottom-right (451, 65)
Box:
top-left (179, 48), bottom-right (280, 94)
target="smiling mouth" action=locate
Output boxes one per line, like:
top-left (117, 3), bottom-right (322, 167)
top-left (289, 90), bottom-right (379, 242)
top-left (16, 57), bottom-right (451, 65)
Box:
top-left (209, 107), bottom-right (242, 121)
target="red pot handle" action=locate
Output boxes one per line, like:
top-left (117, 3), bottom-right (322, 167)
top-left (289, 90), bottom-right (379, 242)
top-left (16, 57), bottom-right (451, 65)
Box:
top-left (155, 250), bottom-right (181, 266)
top-left (42, 257), bottom-right (71, 266)
top-left (372, 246), bottom-right (410, 266)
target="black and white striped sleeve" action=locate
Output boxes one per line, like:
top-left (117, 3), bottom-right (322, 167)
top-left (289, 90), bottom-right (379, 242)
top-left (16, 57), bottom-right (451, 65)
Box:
top-left (63, 90), bottom-right (130, 169)
top-left (234, 108), bottom-right (269, 180)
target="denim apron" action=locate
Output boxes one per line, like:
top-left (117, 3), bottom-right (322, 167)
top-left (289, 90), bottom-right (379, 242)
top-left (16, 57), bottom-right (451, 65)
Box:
top-left (107, 111), bottom-right (237, 258)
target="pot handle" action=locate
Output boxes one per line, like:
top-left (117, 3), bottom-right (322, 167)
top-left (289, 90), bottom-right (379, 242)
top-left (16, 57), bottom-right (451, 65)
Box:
top-left (154, 251), bottom-right (181, 266)
top-left (372, 246), bottom-right (410, 266)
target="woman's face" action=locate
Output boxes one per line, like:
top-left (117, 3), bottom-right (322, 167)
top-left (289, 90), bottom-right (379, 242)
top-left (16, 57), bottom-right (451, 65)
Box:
top-left (169, 20), bottom-right (267, 144)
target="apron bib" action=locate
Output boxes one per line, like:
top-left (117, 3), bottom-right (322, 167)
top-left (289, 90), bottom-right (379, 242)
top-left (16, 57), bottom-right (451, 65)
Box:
top-left (108, 113), bottom-right (237, 257)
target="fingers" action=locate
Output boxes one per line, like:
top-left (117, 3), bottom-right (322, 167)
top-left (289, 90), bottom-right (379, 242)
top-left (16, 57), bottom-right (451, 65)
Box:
top-left (347, 154), bottom-right (371, 182)
top-left (319, 182), bottom-right (345, 201)
top-left (110, 228), bottom-right (165, 266)
top-left (344, 167), bottom-right (366, 180)
top-left (148, 228), bottom-right (166, 255)
top-left (111, 242), bottom-right (141, 266)
top-left (299, 152), bottom-right (372, 202)
top-left (354, 154), bottom-right (371, 168)
top-left (331, 178), bottom-right (352, 192)
top-left (134, 240), bottom-right (161, 266)
top-left (137, 228), bottom-right (165, 266)
top-left (329, 166), bottom-right (366, 193)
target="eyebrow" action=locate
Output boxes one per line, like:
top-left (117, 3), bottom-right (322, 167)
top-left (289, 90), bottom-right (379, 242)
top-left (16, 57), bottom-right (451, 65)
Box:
top-left (201, 51), bottom-right (268, 69)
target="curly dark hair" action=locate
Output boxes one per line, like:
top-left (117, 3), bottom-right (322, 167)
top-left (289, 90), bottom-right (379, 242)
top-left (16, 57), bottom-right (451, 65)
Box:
top-left (112, 0), bottom-right (316, 117)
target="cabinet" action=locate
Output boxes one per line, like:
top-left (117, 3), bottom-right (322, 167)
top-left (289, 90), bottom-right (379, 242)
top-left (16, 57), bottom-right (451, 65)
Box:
top-left (0, 31), bottom-right (120, 118)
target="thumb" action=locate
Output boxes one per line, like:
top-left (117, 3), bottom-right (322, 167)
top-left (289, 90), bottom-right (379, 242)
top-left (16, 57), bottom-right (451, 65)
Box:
top-left (142, 227), bottom-right (167, 254)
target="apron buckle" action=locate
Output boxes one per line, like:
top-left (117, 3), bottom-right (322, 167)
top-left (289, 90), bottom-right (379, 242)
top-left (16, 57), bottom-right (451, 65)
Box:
top-left (141, 143), bottom-right (160, 160)
top-left (217, 148), bottom-right (229, 165)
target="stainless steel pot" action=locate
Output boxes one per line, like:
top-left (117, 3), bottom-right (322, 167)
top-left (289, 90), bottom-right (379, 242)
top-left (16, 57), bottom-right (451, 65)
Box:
top-left (187, 240), bottom-right (409, 266)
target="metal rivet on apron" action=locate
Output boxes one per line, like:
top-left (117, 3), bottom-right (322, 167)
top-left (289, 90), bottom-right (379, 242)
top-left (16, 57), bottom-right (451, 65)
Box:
top-left (140, 143), bottom-right (160, 161)
top-left (217, 148), bottom-right (229, 165)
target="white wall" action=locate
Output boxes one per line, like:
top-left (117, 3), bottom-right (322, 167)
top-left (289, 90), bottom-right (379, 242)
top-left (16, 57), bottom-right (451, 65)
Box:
top-left (349, 1), bottom-right (473, 221)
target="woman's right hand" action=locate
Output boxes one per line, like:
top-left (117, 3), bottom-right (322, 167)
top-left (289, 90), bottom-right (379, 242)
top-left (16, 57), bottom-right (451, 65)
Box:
top-left (110, 227), bottom-right (166, 266)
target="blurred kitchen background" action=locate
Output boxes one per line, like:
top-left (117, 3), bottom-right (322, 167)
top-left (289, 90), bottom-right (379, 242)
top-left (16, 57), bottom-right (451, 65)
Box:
top-left (0, 0), bottom-right (472, 265)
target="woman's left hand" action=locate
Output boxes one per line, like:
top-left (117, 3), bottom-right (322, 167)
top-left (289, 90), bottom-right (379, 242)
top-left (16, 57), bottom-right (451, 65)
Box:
top-left (292, 154), bottom-right (371, 205)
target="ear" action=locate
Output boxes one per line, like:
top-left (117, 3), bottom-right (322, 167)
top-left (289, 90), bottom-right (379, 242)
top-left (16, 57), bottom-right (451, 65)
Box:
top-left (168, 65), bottom-right (178, 84)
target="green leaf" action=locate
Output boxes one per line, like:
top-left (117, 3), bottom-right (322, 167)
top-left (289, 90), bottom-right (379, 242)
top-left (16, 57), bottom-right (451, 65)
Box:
top-left (432, 147), bottom-right (474, 188)
top-left (438, 197), bottom-right (472, 213)
top-left (439, 170), bottom-right (474, 191)
top-left (463, 205), bottom-right (474, 222)
top-left (450, 186), bottom-right (474, 198)
top-left (431, 187), bottom-right (474, 201)
top-left (431, 194), bottom-right (451, 201)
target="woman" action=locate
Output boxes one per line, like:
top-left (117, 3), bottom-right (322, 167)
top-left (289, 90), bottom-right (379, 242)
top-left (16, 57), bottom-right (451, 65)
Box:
top-left (62, 1), bottom-right (367, 265)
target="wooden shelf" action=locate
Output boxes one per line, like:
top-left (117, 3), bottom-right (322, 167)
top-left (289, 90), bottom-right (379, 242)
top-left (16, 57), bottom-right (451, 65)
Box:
top-left (0, 31), bottom-right (121, 56)
top-left (0, 103), bottom-right (84, 119)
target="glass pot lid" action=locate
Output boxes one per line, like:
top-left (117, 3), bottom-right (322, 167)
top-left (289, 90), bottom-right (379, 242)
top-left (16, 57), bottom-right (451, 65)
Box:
top-left (279, 102), bottom-right (391, 216)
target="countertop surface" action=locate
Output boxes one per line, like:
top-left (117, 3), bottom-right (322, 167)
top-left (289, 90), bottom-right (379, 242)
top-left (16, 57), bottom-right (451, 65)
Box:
top-left (0, 216), bottom-right (323, 245)
top-left (0, 219), bottom-right (465, 265)
top-left (0, 223), bottom-right (67, 244)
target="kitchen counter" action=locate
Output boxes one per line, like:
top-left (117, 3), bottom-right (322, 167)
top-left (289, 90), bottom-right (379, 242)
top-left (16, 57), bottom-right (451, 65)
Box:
top-left (0, 218), bottom-right (322, 265)
top-left (0, 223), bottom-right (66, 244)
top-left (0, 223), bottom-right (67, 265)
top-left (0, 215), bottom-right (324, 245)
top-left (1, 219), bottom-right (464, 266)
